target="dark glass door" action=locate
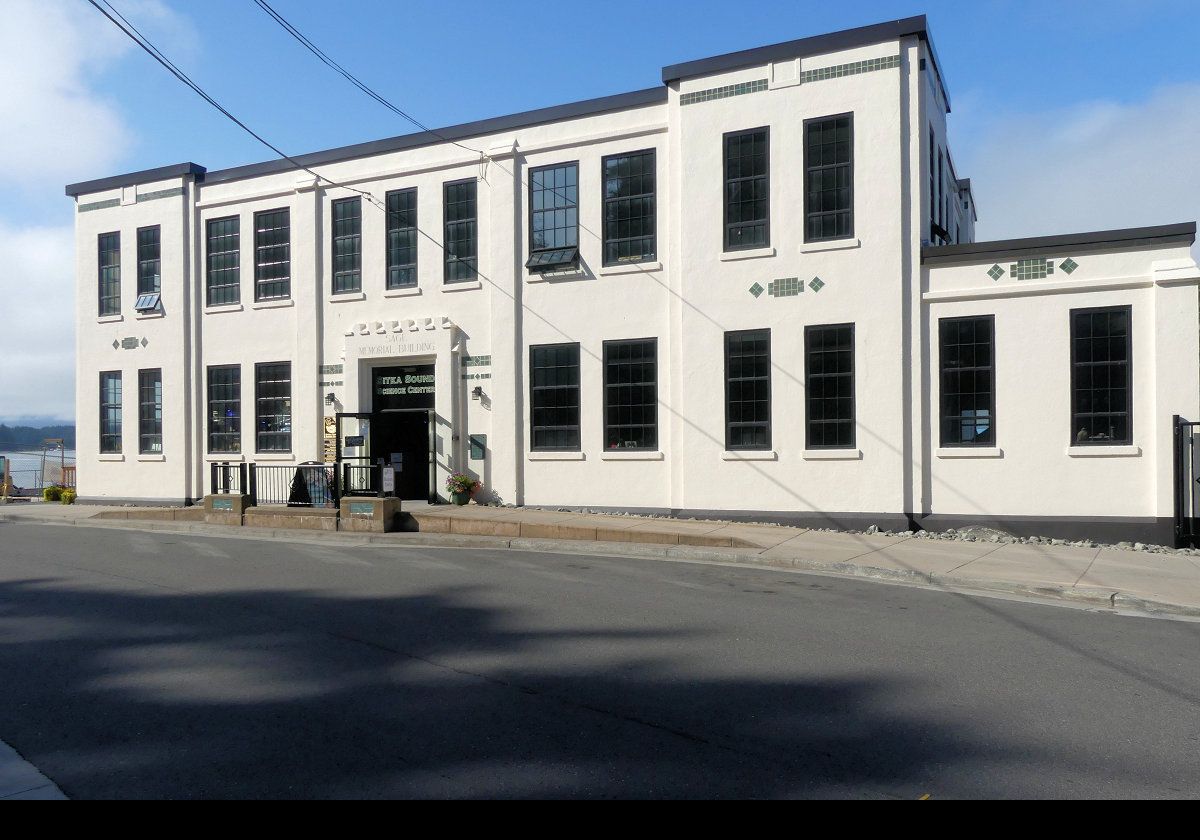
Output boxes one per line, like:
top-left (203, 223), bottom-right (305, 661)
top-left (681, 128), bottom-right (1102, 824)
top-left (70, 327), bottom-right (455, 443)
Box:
top-left (372, 411), bottom-right (431, 500)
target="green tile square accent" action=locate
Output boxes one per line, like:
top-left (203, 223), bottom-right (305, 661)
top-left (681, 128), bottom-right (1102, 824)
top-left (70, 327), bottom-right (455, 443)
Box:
top-left (987, 264), bottom-right (1005, 281)
top-left (1060, 257), bottom-right (1079, 274)
top-left (749, 282), bottom-right (764, 298)
top-left (808, 277), bottom-right (825, 293)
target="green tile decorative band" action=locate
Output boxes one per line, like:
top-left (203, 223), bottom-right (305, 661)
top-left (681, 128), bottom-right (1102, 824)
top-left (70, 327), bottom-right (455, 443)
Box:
top-left (77, 198), bottom-right (120, 213)
top-left (320, 364), bottom-right (343, 375)
top-left (681, 79), bottom-right (768, 106)
top-left (462, 355), bottom-right (491, 367)
top-left (136, 187), bottom-right (186, 203)
top-left (1010, 258), bottom-right (1054, 281)
top-left (461, 372), bottom-right (492, 380)
top-left (768, 277), bottom-right (802, 297)
top-left (801, 54), bottom-right (900, 84)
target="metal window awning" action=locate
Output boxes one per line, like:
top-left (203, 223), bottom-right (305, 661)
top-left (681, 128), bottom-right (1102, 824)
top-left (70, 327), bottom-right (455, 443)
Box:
top-left (525, 246), bottom-right (579, 273)
top-left (134, 292), bottom-right (161, 312)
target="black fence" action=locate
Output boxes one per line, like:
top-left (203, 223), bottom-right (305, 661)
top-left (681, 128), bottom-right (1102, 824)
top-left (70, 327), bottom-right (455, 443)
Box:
top-left (209, 461), bottom-right (397, 508)
top-left (209, 462), bottom-right (247, 495)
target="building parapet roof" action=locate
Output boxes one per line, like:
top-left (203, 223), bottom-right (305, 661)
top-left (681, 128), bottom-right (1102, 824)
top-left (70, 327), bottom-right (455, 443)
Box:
top-left (922, 222), bottom-right (1197, 264)
top-left (64, 162), bottom-right (205, 198)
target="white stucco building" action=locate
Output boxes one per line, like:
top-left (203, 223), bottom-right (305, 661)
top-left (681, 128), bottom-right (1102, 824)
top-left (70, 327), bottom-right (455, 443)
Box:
top-left (67, 16), bottom-right (1200, 543)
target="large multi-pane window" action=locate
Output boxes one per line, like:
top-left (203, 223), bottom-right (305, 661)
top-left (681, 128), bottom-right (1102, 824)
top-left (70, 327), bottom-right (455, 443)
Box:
top-left (254, 208), bottom-right (290, 301)
top-left (136, 225), bottom-right (161, 295)
top-left (386, 188), bottom-right (418, 289)
top-left (206, 216), bottom-right (240, 307)
top-left (98, 232), bottom-right (121, 316)
top-left (138, 368), bottom-right (163, 455)
top-left (603, 338), bottom-right (657, 450)
top-left (255, 362), bottom-right (292, 452)
top-left (1071, 306), bottom-right (1132, 445)
top-left (805, 324), bottom-right (855, 449)
top-left (332, 197), bottom-right (362, 294)
top-left (602, 150), bottom-right (656, 266)
top-left (528, 162), bottom-right (579, 272)
top-left (723, 128), bottom-right (769, 251)
top-left (530, 343), bottom-right (580, 451)
top-left (939, 316), bottom-right (995, 446)
top-left (444, 179), bottom-right (477, 283)
top-left (207, 365), bottom-right (241, 454)
top-left (725, 329), bottom-right (771, 450)
top-left (99, 371), bottom-right (122, 454)
top-left (804, 114), bottom-right (853, 242)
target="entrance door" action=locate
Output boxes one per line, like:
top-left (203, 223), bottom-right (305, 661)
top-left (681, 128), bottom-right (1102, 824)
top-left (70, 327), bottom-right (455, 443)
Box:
top-left (372, 410), bottom-right (432, 501)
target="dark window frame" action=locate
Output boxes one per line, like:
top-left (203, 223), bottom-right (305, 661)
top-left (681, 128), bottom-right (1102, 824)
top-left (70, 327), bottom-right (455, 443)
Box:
top-left (205, 215), bottom-right (240, 307)
top-left (803, 113), bottom-right (855, 243)
top-left (386, 187), bottom-right (418, 290)
top-left (724, 328), bottom-right (772, 451)
top-left (1070, 305), bottom-right (1133, 446)
top-left (98, 231), bottom-right (121, 317)
top-left (529, 342), bottom-right (581, 452)
top-left (254, 361), bottom-right (292, 453)
top-left (938, 315), bottom-right (995, 447)
top-left (253, 208), bottom-right (291, 302)
top-left (804, 324), bottom-right (856, 449)
top-left (331, 196), bottom-right (362, 294)
top-left (136, 225), bottom-right (161, 296)
top-left (601, 148), bottom-right (657, 267)
top-left (527, 160), bottom-right (580, 272)
top-left (99, 370), bottom-right (122, 454)
top-left (206, 364), bottom-right (241, 454)
top-left (602, 337), bottom-right (658, 451)
top-left (137, 368), bottom-right (163, 455)
top-left (443, 178), bottom-right (478, 284)
top-left (723, 127), bottom-right (770, 252)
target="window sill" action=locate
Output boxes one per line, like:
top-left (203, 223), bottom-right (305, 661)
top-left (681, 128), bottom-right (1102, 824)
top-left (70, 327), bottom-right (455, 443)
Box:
top-left (204, 303), bottom-right (243, 315)
top-left (251, 298), bottom-right (293, 310)
top-left (134, 310), bottom-right (165, 320)
top-left (97, 314), bottom-right (124, 324)
top-left (722, 450), bottom-right (777, 461)
top-left (937, 446), bottom-right (1003, 459)
top-left (528, 451), bottom-right (585, 461)
top-left (720, 247), bottom-right (775, 262)
top-left (98, 453), bottom-right (124, 462)
top-left (383, 286), bottom-right (422, 298)
top-left (600, 450), bottom-right (664, 461)
top-left (136, 454), bottom-right (165, 462)
top-left (1066, 445), bottom-right (1141, 458)
top-left (254, 453), bottom-right (295, 462)
top-left (205, 454), bottom-right (245, 462)
top-left (800, 237), bottom-right (860, 254)
top-left (443, 280), bottom-right (483, 292)
top-left (597, 261), bottom-right (662, 276)
top-left (802, 449), bottom-right (862, 461)
top-left (329, 292), bottom-right (366, 303)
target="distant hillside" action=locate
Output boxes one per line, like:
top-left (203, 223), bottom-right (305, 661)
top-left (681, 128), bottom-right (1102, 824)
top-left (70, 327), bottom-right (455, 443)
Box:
top-left (0, 424), bottom-right (75, 450)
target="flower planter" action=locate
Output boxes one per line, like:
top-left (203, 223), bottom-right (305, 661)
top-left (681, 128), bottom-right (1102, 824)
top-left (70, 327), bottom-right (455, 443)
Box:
top-left (450, 490), bottom-right (472, 506)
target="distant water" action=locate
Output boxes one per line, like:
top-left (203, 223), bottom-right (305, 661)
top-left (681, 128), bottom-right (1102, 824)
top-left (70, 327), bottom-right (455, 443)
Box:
top-left (1, 449), bottom-right (75, 484)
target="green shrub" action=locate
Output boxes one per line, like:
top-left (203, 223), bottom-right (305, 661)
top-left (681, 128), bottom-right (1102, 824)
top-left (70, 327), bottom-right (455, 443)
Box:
top-left (60, 489), bottom-right (77, 505)
top-left (42, 485), bottom-right (62, 502)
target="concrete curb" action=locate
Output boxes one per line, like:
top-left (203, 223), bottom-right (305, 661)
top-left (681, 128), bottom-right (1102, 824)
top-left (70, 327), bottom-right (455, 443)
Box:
top-left (6, 513), bottom-right (1200, 619)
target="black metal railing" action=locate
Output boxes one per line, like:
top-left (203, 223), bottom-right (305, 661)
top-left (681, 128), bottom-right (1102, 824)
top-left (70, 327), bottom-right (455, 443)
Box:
top-left (209, 461), bottom-right (247, 495)
top-left (341, 461), bottom-right (390, 497)
top-left (250, 463), bottom-right (338, 508)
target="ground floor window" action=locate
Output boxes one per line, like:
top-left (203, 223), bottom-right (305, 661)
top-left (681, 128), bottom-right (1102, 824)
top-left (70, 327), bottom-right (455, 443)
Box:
top-left (725, 329), bottom-right (771, 450)
top-left (805, 324), bottom-right (855, 448)
top-left (530, 343), bottom-right (580, 451)
top-left (939, 316), bottom-right (994, 446)
top-left (255, 362), bottom-right (292, 452)
top-left (207, 365), bottom-right (241, 453)
top-left (1071, 306), bottom-right (1131, 445)
top-left (604, 338), bottom-right (657, 450)
top-left (138, 369), bottom-right (163, 454)
top-left (100, 371), bottom-right (122, 454)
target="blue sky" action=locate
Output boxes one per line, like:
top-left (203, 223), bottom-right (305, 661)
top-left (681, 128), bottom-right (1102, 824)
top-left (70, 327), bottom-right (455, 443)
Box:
top-left (2, 0), bottom-right (1198, 422)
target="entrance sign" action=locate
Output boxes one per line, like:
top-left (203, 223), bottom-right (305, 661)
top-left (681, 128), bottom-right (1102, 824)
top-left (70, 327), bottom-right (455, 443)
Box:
top-left (373, 364), bottom-right (435, 411)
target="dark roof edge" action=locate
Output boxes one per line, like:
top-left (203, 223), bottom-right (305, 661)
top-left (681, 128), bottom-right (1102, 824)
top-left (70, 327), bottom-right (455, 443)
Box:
top-left (204, 86), bottom-right (668, 186)
top-left (65, 162), bottom-right (205, 198)
top-left (922, 222), bottom-right (1197, 263)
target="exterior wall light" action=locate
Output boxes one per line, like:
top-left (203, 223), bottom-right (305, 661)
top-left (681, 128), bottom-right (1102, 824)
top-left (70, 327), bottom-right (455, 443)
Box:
top-left (471, 386), bottom-right (484, 401)
top-left (324, 392), bottom-right (336, 405)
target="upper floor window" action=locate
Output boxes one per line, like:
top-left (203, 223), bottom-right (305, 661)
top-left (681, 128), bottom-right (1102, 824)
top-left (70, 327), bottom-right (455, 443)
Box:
top-left (1071, 307), bottom-right (1132, 445)
top-left (804, 114), bottom-right (853, 242)
top-left (724, 128), bottom-right (769, 251)
top-left (138, 368), bottom-right (163, 454)
top-left (207, 365), bottom-right (241, 454)
top-left (939, 316), bottom-right (995, 447)
top-left (444, 179), bottom-right (478, 283)
top-left (602, 150), bottom-right (656, 266)
top-left (527, 162), bottom-right (579, 273)
top-left (99, 371), bottom-right (122, 454)
top-left (386, 188), bottom-right (418, 289)
top-left (206, 216), bottom-right (240, 307)
top-left (136, 225), bottom-right (161, 295)
top-left (254, 208), bottom-right (290, 301)
top-left (805, 324), bottom-right (856, 449)
top-left (98, 232), bottom-right (121, 317)
top-left (603, 338), bottom-right (657, 450)
top-left (725, 329), bottom-right (771, 449)
top-left (530, 343), bottom-right (580, 451)
top-left (332, 197), bottom-right (362, 294)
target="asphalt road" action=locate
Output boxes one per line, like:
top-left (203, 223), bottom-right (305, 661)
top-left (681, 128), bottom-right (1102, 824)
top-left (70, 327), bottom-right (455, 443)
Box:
top-left (1, 521), bottom-right (1199, 799)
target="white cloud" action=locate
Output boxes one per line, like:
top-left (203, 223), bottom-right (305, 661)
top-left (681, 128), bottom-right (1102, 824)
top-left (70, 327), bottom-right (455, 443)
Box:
top-left (958, 84), bottom-right (1200, 255)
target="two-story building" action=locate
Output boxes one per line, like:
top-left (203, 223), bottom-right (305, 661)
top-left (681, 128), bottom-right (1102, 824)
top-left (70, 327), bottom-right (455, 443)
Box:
top-left (66, 16), bottom-right (1200, 543)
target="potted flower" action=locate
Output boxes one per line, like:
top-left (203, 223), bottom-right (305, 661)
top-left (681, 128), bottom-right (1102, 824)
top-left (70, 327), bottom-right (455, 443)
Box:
top-left (446, 472), bottom-right (481, 505)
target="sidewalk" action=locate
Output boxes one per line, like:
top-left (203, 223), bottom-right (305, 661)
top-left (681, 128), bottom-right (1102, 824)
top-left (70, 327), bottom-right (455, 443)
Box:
top-left (5, 500), bottom-right (1200, 618)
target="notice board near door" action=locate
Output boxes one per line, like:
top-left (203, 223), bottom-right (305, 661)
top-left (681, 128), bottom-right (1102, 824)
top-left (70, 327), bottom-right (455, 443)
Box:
top-left (373, 364), bottom-right (435, 411)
